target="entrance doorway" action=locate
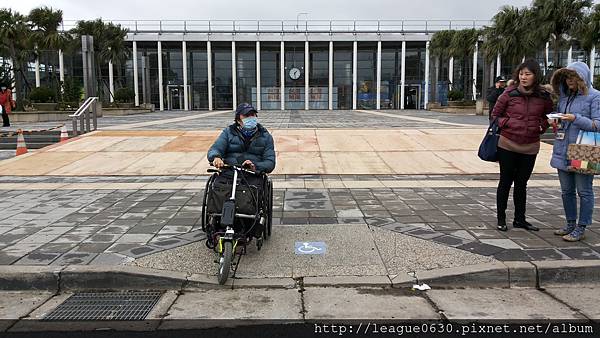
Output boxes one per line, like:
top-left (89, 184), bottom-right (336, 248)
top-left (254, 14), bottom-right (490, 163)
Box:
top-left (404, 85), bottom-right (421, 109)
top-left (166, 85), bottom-right (190, 110)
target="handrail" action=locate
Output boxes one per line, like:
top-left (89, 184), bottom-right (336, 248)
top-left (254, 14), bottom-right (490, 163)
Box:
top-left (69, 97), bottom-right (98, 135)
top-left (60, 19), bottom-right (492, 34)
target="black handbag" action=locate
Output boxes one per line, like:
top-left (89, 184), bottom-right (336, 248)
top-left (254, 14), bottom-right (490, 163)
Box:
top-left (478, 118), bottom-right (500, 162)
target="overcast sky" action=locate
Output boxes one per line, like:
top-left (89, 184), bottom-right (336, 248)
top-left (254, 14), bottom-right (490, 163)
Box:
top-left (7, 0), bottom-right (540, 21)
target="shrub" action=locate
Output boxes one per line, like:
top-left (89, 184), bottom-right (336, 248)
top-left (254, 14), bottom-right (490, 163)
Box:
top-left (114, 87), bottom-right (135, 103)
top-left (448, 89), bottom-right (464, 101)
top-left (29, 86), bottom-right (57, 103)
top-left (61, 78), bottom-right (83, 103)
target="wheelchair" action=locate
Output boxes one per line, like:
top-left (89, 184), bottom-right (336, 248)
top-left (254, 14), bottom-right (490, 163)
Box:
top-left (201, 164), bottom-right (273, 285)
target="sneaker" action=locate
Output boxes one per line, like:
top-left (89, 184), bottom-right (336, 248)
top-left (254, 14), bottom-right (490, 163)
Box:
top-left (513, 219), bottom-right (539, 231)
top-left (562, 226), bottom-right (586, 242)
top-left (554, 223), bottom-right (576, 236)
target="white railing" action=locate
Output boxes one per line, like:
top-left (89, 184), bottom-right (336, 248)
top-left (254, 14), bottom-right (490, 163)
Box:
top-left (60, 19), bottom-right (491, 34)
top-left (69, 97), bottom-right (98, 135)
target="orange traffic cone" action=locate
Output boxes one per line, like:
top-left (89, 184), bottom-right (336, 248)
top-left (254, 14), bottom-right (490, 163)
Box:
top-left (60, 125), bottom-right (69, 142)
top-left (15, 129), bottom-right (28, 156)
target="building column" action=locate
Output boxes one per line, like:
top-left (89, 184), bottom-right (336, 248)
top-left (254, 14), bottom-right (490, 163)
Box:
top-left (182, 40), bottom-right (188, 110)
top-left (496, 53), bottom-right (501, 77)
top-left (35, 54), bottom-right (40, 88)
top-left (108, 59), bottom-right (114, 102)
top-left (256, 41), bottom-right (261, 110)
top-left (376, 40), bottom-right (381, 110)
top-left (545, 41), bottom-right (550, 75)
top-left (590, 46), bottom-right (596, 85)
top-left (472, 41), bottom-right (478, 100)
top-left (158, 41), bottom-right (164, 111)
top-left (424, 41), bottom-right (430, 109)
top-left (305, 40), bottom-right (309, 110)
top-left (133, 41), bottom-right (139, 106)
top-left (8, 58), bottom-right (16, 101)
top-left (207, 41), bottom-right (213, 111)
top-left (232, 41), bottom-right (237, 109)
top-left (448, 57), bottom-right (454, 90)
top-left (280, 41), bottom-right (285, 110)
top-left (329, 40), bottom-right (333, 110)
top-left (58, 49), bottom-right (65, 83)
top-left (400, 40), bottom-right (406, 110)
top-left (352, 40), bottom-right (357, 110)
top-left (567, 45), bottom-right (573, 65)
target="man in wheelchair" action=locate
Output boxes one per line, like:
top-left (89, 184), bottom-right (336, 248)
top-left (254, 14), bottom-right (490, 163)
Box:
top-left (205, 103), bottom-right (276, 240)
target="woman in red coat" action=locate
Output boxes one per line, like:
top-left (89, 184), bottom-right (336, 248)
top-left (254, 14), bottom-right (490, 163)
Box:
top-left (0, 84), bottom-right (16, 127)
top-left (491, 59), bottom-right (553, 232)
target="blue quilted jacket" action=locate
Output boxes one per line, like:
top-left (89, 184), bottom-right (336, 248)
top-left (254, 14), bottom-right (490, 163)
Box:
top-left (207, 123), bottom-right (276, 173)
top-left (550, 62), bottom-right (600, 171)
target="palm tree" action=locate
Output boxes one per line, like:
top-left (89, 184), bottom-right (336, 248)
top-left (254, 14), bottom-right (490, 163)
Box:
top-left (482, 6), bottom-right (539, 69)
top-left (98, 23), bottom-right (131, 90)
top-left (574, 4), bottom-right (600, 57)
top-left (531, 0), bottom-right (592, 70)
top-left (429, 30), bottom-right (456, 101)
top-left (449, 28), bottom-right (480, 100)
top-left (0, 8), bottom-right (32, 110)
top-left (28, 6), bottom-right (64, 95)
top-left (71, 19), bottom-right (129, 101)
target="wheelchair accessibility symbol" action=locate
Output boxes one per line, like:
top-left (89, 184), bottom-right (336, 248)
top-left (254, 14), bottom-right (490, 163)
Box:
top-left (295, 241), bottom-right (327, 255)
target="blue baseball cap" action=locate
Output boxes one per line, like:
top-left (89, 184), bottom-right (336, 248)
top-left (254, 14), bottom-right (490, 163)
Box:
top-left (235, 103), bottom-right (257, 118)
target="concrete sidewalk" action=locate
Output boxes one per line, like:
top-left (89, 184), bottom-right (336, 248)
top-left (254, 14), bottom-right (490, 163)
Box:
top-left (0, 285), bottom-right (598, 332)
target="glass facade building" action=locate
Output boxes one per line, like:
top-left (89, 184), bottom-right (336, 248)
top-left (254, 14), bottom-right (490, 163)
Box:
top-left (3, 20), bottom-right (598, 111)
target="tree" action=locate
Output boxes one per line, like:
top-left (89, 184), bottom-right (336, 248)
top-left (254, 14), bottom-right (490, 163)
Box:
top-left (98, 22), bottom-right (131, 89)
top-left (449, 28), bottom-right (480, 100)
top-left (429, 30), bottom-right (456, 101)
top-left (482, 6), bottom-right (540, 69)
top-left (70, 19), bottom-right (130, 101)
top-left (0, 8), bottom-right (32, 110)
top-left (574, 4), bottom-right (600, 56)
top-left (531, 0), bottom-right (592, 69)
top-left (28, 7), bottom-right (65, 97)
top-left (429, 30), bottom-right (456, 61)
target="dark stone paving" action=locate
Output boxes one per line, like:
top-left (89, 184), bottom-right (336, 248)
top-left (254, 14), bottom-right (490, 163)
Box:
top-left (0, 178), bottom-right (599, 266)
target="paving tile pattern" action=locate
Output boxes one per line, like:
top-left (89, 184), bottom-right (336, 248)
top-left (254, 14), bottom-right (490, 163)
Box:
top-left (0, 175), bottom-right (599, 266)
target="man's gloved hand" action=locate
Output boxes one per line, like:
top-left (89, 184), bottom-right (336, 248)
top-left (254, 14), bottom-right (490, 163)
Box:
top-left (212, 157), bottom-right (224, 169)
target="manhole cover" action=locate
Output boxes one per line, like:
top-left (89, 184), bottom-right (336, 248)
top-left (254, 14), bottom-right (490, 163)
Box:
top-left (43, 291), bottom-right (163, 321)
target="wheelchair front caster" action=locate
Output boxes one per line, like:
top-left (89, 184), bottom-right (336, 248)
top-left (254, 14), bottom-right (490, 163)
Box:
top-left (256, 238), bottom-right (263, 251)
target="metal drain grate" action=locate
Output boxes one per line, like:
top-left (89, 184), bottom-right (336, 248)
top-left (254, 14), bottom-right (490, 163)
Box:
top-left (43, 291), bottom-right (163, 321)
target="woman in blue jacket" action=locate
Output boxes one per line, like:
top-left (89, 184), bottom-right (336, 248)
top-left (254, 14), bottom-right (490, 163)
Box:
top-left (207, 103), bottom-right (276, 173)
top-left (550, 62), bottom-right (600, 241)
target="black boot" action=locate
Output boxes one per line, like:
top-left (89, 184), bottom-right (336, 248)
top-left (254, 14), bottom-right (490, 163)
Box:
top-left (497, 219), bottom-right (507, 231)
top-left (513, 219), bottom-right (539, 231)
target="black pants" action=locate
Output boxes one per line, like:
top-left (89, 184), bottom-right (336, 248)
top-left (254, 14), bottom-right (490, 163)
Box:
top-left (496, 147), bottom-right (537, 223)
top-left (1, 110), bottom-right (9, 127)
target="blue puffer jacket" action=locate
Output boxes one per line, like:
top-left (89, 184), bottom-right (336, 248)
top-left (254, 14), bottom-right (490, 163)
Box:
top-left (207, 123), bottom-right (276, 173)
top-left (550, 62), bottom-right (600, 171)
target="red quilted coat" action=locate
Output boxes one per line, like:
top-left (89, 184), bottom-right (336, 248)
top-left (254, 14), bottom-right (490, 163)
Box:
top-left (0, 89), bottom-right (15, 114)
top-left (491, 85), bottom-right (553, 144)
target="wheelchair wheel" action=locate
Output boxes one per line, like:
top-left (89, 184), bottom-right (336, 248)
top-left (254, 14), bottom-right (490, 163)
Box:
top-left (201, 174), bottom-right (216, 232)
top-left (264, 177), bottom-right (273, 239)
top-left (217, 241), bottom-right (233, 285)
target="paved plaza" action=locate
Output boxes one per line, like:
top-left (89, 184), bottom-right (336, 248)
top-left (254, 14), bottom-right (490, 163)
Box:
top-left (0, 109), bottom-right (598, 271)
